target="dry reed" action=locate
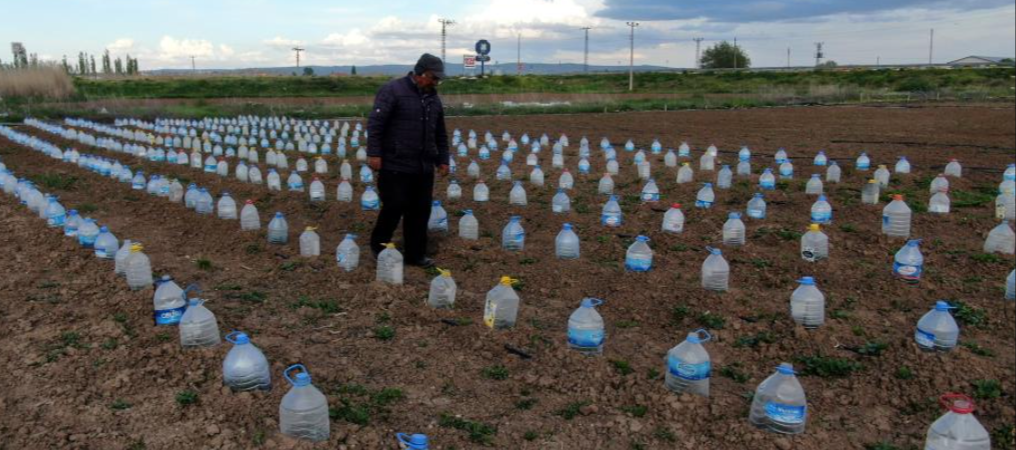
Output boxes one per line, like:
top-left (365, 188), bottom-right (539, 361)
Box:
top-left (0, 65), bottom-right (75, 100)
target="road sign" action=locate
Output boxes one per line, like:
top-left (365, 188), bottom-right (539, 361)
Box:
top-left (463, 55), bottom-right (477, 70)
top-left (476, 55), bottom-right (492, 63)
top-left (475, 40), bottom-right (491, 56)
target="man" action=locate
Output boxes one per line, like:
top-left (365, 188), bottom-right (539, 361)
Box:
top-left (367, 53), bottom-right (450, 268)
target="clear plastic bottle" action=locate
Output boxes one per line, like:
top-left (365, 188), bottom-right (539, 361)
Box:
top-left (568, 298), bottom-right (606, 356)
top-left (759, 168), bottom-right (776, 191)
top-left (45, 197), bottom-right (67, 228)
top-left (287, 172), bottom-right (305, 192)
top-left (862, 179), bottom-right (881, 205)
top-left (856, 152), bottom-right (871, 171)
top-left (473, 181), bottom-right (490, 203)
top-left (916, 301), bottom-right (959, 352)
top-left (790, 277), bottom-right (825, 329)
top-left (309, 178), bottom-right (326, 202)
top-left (267, 169), bottom-right (282, 191)
top-left (496, 162), bottom-right (512, 181)
top-left (447, 180), bottom-right (462, 202)
top-left (696, 183), bottom-right (716, 209)
top-left (223, 331), bottom-right (272, 392)
top-left (279, 365), bottom-right (330, 442)
top-left (702, 248), bottom-right (730, 292)
top-left (926, 191), bottom-right (950, 215)
top-left (737, 160), bottom-right (752, 177)
top-left (882, 195), bottom-right (912, 239)
top-left (606, 158), bottom-right (620, 176)
top-left (997, 190), bottom-right (1016, 221)
top-left (556, 224), bottom-right (581, 260)
top-left (801, 224), bottom-right (829, 262)
top-left (747, 193), bottom-right (767, 220)
top-left (665, 329), bottom-right (712, 397)
top-left (625, 236), bottom-right (653, 272)
top-left (268, 212), bottom-right (289, 244)
top-left (599, 174), bottom-right (615, 195)
top-left (300, 227), bottom-right (321, 257)
top-left (336, 180), bottom-right (354, 202)
top-left (944, 159), bottom-right (963, 178)
top-left (677, 163), bottom-right (694, 184)
top-left (894, 240), bottom-right (925, 282)
top-left (428, 269), bottom-right (458, 309)
top-left (152, 276), bottom-right (187, 326)
top-left (551, 189), bottom-right (571, 214)
top-left (217, 192), bottom-right (238, 220)
top-left (195, 188), bottom-right (214, 215)
top-left (602, 196), bottom-right (623, 227)
top-left (114, 239), bottom-right (133, 277)
top-left (240, 200), bottom-right (261, 231)
top-left (810, 195), bottom-right (833, 224)
top-left (77, 218), bottom-right (100, 248)
top-left (530, 166), bottom-right (545, 187)
top-left (665, 150), bottom-right (678, 168)
top-left (361, 186), bottom-right (381, 211)
top-left (179, 298), bottom-right (221, 348)
top-left (502, 216), bottom-right (526, 252)
top-left (895, 156), bottom-right (911, 174)
top-left (1005, 270), bottom-right (1015, 301)
top-left (813, 151), bottom-right (828, 167)
top-left (924, 394), bottom-right (991, 450)
top-left (509, 182), bottom-right (528, 206)
top-left (484, 277), bottom-right (521, 330)
top-left (663, 204), bottom-right (685, 234)
top-left (775, 149), bottom-right (789, 165)
top-left (559, 170), bottom-right (575, 190)
top-left (983, 221), bottom-right (1015, 255)
top-left (641, 179), bottom-right (661, 203)
top-left (376, 243), bottom-right (404, 285)
top-left (930, 174), bottom-right (950, 194)
top-left (249, 166), bottom-right (263, 185)
top-left (467, 160), bottom-right (481, 179)
top-left (699, 152), bottom-right (715, 172)
top-left (426, 201), bottom-right (449, 233)
top-left (826, 161), bottom-right (841, 183)
top-left (779, 161), bottom-right (794, 180)
top-left (340, 160), bottom-right (353, 180)
top-left (94, 226), bottom-right (119, 259)
top-left (336, 234), bottom-right (360, 272)
top-left (749, 364), bottom-right (808, 435)
top-left (723, 213), bottom-right (746, 246)
top-left (874, 165), bottom-right (891, 188)
top-left (805, 174), bottom-right (824, 195)
top-left (459, 210), bottom-right (479, 240)
top-left (717, 166), bottom-right (733, 189)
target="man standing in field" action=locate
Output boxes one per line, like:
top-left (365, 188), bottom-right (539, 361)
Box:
top-left (368, 53), bottom-right (450, 268)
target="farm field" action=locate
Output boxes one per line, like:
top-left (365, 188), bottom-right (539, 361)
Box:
top-left (1, 104), bottom-right (1015, 450)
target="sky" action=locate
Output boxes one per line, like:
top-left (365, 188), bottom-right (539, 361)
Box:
top-left (3, 0), bottom-right (1015, 70)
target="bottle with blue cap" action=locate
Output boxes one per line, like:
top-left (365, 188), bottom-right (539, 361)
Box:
top-left (359, 164), bottom-right (374, 184)
top-left (896, 156), bottom-right (912, 174)
top-left (814, 151), bottom-right (828, 167)
top-left (502, 216), bottom-right (526, 252)
top-left (750, 363), bottom-right (808, 434)
top-left (779, 160), bottom-right (795, 180)
top-left (723, 213), bottom-right (746, 246)
top-left (747, 193), bottom-right (767, 220)
top-left (874, 165), bottom-right (891, 188)
top-left (738, 146), bottom-right (751, 162)
top-left (62, 209), bottom-right (81, 237)
top-left (810, 195), bottom-right (833, 224)
top-left (578, 158), bottom-right (591, 174)
top-left (556, 223), bottom-right (581, 260)
top-left (428, 201), bottom-right (449, 232)
top-left (759, 168), bottom-right (776, 191)
top-left (652, 139), bottom-right (663, 154)
top-left (131, 171), bottom-right (146, 190)
top-left (774, 148), bottom-right (788, 165)
top-left (641, 179), bottom-right (660, 203)
top-left (44, 197), bottom-right (67, 228)
top-left (702, 247), bottom-right (730, 292)
top-left (361, 185), bottom-right (381, 211)
top-left (695, 183), bottom-right (715, 209)
top-left (790, 277), bottom-right (825, 329)
top-left (195, 188), bottom-right (214, 215)
top-left (94, 226), bottom-right (120, 259)
top-left (280, 364), bottom-right (330, 442)
top-left (179, 298), bottom-right (221, 348)
top-left (152, 276), bottom-right (189, 326)
top-left (665, 329), bottom-right (713, 397)
top-left (396, 433), bottom-right (429, 450)
top-left (446, 180), bottom-right (462, 201)
top-left (568, 298), bottom-right (606, 356)
top-left (223, 331), bottom-right (272, 392)
top-left (625, 236), bottom-right (653, 272)
top-left (496, 162), bottom-right (512, 181)
top-left (267, 212), bottom-right (289, 244)
top-left (916, 301), bottom-right (960, 352)
top-left (77, 218), bottom-right (100, 248)
top-left (893, 240), bottom-right (924, 282)
top-left (551, 189), bottom-right (571, 214)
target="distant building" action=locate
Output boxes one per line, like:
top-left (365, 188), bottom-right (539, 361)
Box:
top-left (947, 56), bottom-right (1014, 67)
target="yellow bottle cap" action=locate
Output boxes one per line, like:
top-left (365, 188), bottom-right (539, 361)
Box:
top-left (130, 243), bottom-right (144, 253)
top-left (809, 224), bottom-right (821, 232)
top-left (384, 243), bottom-right (396, 250)
top-left (868, 179), bottom-right (878, 184)
top-left (500, 276), bottom-right (518, 287)
top-left (438, 268), bottom-right (452, 277)
top-left (305, 226), bottom-right (318, 232)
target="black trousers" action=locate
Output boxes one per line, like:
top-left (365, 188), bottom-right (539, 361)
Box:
top-left (370, 170), bottom-right (434, 261)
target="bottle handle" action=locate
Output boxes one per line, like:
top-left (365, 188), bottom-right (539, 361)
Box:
top-left (284, 364), bottom-right (308, 386)
top-left (396, 433), bottom-right (411, 446)
top-left (693, 329), bottom-right (713, 343)
top-left (224, 331), bottom-right (242, 345)
top-left (184, 284), bottom-right (202, 299)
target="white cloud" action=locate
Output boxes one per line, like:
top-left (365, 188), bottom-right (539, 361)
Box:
top-left (159, 36), bottom-right (215, 58)
top-left (106, 38), bottom-right (136, 53)
top-left (263, 36), bottom-right (306, 49)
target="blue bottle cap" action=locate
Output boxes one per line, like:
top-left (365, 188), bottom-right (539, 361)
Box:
top-left (777, 364), bottom-right (796, 375)
top-left (581, 298), bottom-right (604, 308)
top-left (100, 226), bottom-right (109, 233)
top-left (799, 277), bottom-right (816, 285)
top-left (687, 329), bottom-right (712, 344)
top-left (754, 193), bottom-right (764, 198)
top-left (812, 174), bottom-right (820, 178)
top-left (225, 331), bottom-right (250, 345)
top-left (433, 201), bottom-right (441, 206)
top-left (284, 364), bottom-right (312, 387)
top-left (563, 223), bottom-right (573, 231)
top-left (729, 212), bottom-right (741, 220)
top-left (935, 301), bottom-right (953, 312)
top-left (275, 212), bottom-right (284, 218)
top-left (637, 236), bottom-right (650, 242)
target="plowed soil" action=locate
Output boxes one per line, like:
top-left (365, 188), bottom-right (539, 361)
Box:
top-left (1, 104), bottom-right (1014, 450)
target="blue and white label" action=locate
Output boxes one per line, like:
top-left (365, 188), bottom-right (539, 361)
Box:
top-left (765, 402), bottom-right (807, 424)
top-left (361, 173), bottom-right (374, 184)
top-left (915, 328), bottom-right (936, 348)
top-left (780, 168), bottom-right (794, 177)
top-left (132, 182), bottom-right (145, 190)
top-left (760, 181), bottom-right (775, 190)
top-left (289, 182), bottom-right (304, 191)
top-left (95, 248), bottom-right (111, 259)
top-left (811, 211), bottom-right (832, 224)
top-left (748, 210), bottom-right (766, 220)
top-left (602, 213), bottom-right (622, 227)
top-left (479, 150), bottom-right (491, 160)
top-left (625, 257), bottom-right (652, 272)
top-left (882, 215), bottom-right (890, 226)
top-left (641, 193), bottom-right (660, 203)
top-left (48, 215), bottom-right (66, 227)
top-left (858, 162), bottom-right (871, 170)
top-left (568, 328), bottom-right (605, 349)
top-left (695, 200), bottom-right (713, 209)
top-left (79, 235), bottom-right (97, 248)
top-left (667, 356), bottom-right (712, 381)
top-left (362, 199), bottom-right (380, 211)
top-left (893, 262), bottom-right (923, 281)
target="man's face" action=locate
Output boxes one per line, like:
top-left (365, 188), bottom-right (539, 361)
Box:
top-left (417, 71), bottom-right (441, 91)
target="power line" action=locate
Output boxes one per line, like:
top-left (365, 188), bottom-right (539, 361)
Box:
top-left (438, 18), bottom-right (456, 63)
top-left (626, 22), bottom-right (639, 91)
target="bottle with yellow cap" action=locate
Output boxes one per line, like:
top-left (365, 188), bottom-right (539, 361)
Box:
top-left (677, 162), bottom-right (694, 184)
top-left (427, 269), bottom-right (457, 309)
top-left (484, 277), bottom-right (521, 329)
top-left (862, 179), bottom-right (881, 205)
top-left (300, 227), bottom-right (321, 257)
top-left (125, 243), bottom-right (154, 291)
top-left (377, 243), bottom-right (404, 285)
top-left (801, 224), bottom-right (829, 262)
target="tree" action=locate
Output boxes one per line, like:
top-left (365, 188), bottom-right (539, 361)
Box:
top-left (102, 50), bottom-right (112, 74)
top-left (78, 52), bottom-right (88, 75)
top-left (90, 54), bottom-right (97, 75)
top-left (114, 57), bottom-right (123, 75)
top-left (817, 60), bottom-right (839, 69)
top-left (351, 65), bottom-right (358, 76)
top-left (700, 41), bottom-right (751, 69)
top-left (302, 67), bottom-right (315, 76)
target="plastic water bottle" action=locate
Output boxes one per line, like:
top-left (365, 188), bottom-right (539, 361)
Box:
top-left (894, 240), bottom-right (924, 282)
top-left (362, 186), bottom-right (381, 211)
top-left (550, 189), bottom-right (571, 214)
top-left (700, 152), bottom-right (715, 172)
top-left (45, 197), bottom-right (67, 228)
top-left (930, 174), bottom-right (950, 194)
top-left (217, 192), bottom-right (238, 220)
top-left (663, 204), bottom-right (685, 234)
top-left (377, 243), bottom-right (404, 285)
top-left (665, 150), bottom-right (678, 168)
top-left (801, 224), bottom-right (829, 262)
top-left (916, 301), bottom-right (959, 351)
top-left (179, 299), bottom-right (221, 348)
top-left (679, 142), bottom-right (691, 158)
top-left (287, 172), bottom-right (305, 192)
top-left (826, 161), bottom-right (841, 183)
top-left (696, 183), bottom-right (715, 209)
top-left (223, 331), bottom-right (272, 392)
top-left (749, 364), bottom-right (808, 435)
top-left (279, 365), bottom-right (330, 442)
top-left (791, 277), bottom-right (825, 329)
top-left (813, 151), bottom-right (828, 167)
top-left (502, 216), bottom-right (526, 252)
top-left (944, 159), bottom-right (963, 178)
top-left (568, 298), bottom-right (606, 356)
top-left (599, 174), bottom-right (615, 195)
top-left (268, 212), bottom-right (289, 244)
top-left (300, 227), bottom-right (321, 257)
top-left (723, 213), bottom-right (746, 246)
top-left (336, 180), bottom-right (353, 203)
top-left (924, 394), bottom-right (991, 450)
top-left (665, 329), bottom-right (712, 397)
top-left (737, 160), bottom-right (752, 177)
top-left (396, 433), bottom-right (429, 450)
top-left (862, 179), bottom-right (881, 205)
top-left (336, 234), bottom-right (360, 272)
top-left (805, 174), bottom-right (824, 195)
top-left (509, 182), bottom-right (528, 206)
top-left (856, 152), bottom-right (871, 171)
top-left (94, 226), bottom-right (119, 259)
top-left (132, 171), bottom-right (146, 190)
top-left (701, 248), bottom-right (730, 292)
top-left (556, 224), bottom-right (581, 260)
top-left (484, 277), bottom-right (521, 330)
top-left (496, 162), bottom-right (511, 181)
top-left (625, 236), bottom-right (653, 272)
top-left (1005, 270), bottom-right (1015, 300)
top-left (78, 219), bottom-right (100, 248)
top-left (195, 188), bottom-right (214, 215)
top-left (459, 210), bottom-right (479, 241)
top-left (340, 160), bottom-right (353, 180)
top-left (716, 166), bottom-right (733, 190)
top-left (64, 210), bottom-right (81, 237)
top-left (737, 146), bottom-right (751, 162)
top-left (152, 276), bottom-right (187, 326)
top-left (309, 178), bottom-right (326, 202)
top-left (997, 190), bottom-right (1016, 221)
top-left (606, 158), bottom-right (620, 176)
top-left (774, 149), bottom-right (788, 165)
top-left (473, 181), bottom-right (489, 202)
top-left (428, 269), bottom-right (457, 309)
top-left (447, 180), bottom-right (462, 202)
top-left (467, 160), bottom-right (481, 179)
top-left (896, 157), bottom-right (911, 174)
top-left (602, 196), bottom-right (623, 227)
top-left (114, 239), bottom-right (133, 276)
top-left (267, 169), bottom-right (282, 191)
top-left (641, 179), bottom-right (661, 203)
top-left (240, 200), bottom-right (260, 231)
top-left (810, 195), bottom-right (832, 224)
top-left (578, 158), bottom-right (591, 174)
top-left (559, 170), bottom-right (575, 190)
top-left (426, 201), bottom-right (449, 232)
top-left (746, 193), bottom-right (767, 220)
top-left (759, 168), bottom-right (776, 191)
top-left (677, 163), bottom-right (694, 184)
top-left (874, 165), bottom-right (891, 188)
top-left (883, 195), bottom-right (912, 239)
top-left (1004, 163), bottom-right (1016, 182)
top-left (984, 221), bottom-right (1015, 254)
top-left (779, 161), bottom-right (794, 180)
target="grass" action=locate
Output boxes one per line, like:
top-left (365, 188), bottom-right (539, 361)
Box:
top-left (374, 325), bottom-right (396, 341)
top-left (330, 385), bottom-right (405, 426)
top-left (289, 296), bottom-right (341, 314)
top-left (855, 341), bottom-right (889, 357)
top-left (719, 364), bottom-right (751, 384)
top-left (175, 390), bottom-right (199, 406)
top-left (895, 366), bottom-right (915, 380)
top-left (610, 359), bottom-right (635, 376)
top-left (962, 342), bottom-right (996, 358)
top-left (439, 413), bottom-right (497, 445)
top-left (524, 431), bottom-right (540, 441)
top-left (224, 290), bottom-right (268, 304)
top-left (734, 332), bottom-right (777, 349)
top-left (795, 355), bottom-right (862, 378)
top-left (556, 401), bottom-right (591, 420)
top-left (952, 301), bottom-right (988, 328)
top-left (971, 253), bottom-right (1007, 264)
top-left (195, 258), bottom-right (214, 271)
top-left (993, 424), bottom-right (1015, 450)
top-left (110, 399), bottom-right (132, 411)
top-left (29, 173), bottom-right (78, 191)
top-left (482, 365), bottom-right (510, 381)
top-left (621, 404), bottom-right (648, 418)
top-left (839, 224), bottom-right (858, 233)
top-left (653, 427), bottom-right (677, 443)
top-left (698, 312), bottom-right (726, 330)
top-left (279, 261), bottom-right (303, 272)
top-left (515, 398), bottom-right (538, 411)
top-left (951, 190), bottom-right (995, 208)
top-left (76, 203), bottom-right (99, 214)
top-left (972, 379), bottom-right (1003, 400)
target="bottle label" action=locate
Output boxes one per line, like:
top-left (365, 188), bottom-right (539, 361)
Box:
top-left (858, 162), bottom-right (870, 170)
top-left (760, 181), bottom-right (775, 190)
top-left (362, 199), bottom-right (380, 211)
top-left (915, 328), bottom-right (936, 348)
top-left (95, 247), bottom-right (111, 259)
top-left (155, 305), bottom-right (187, 326)
top-left (695, 200), bottom-right (713, 209)
top-left (748, 209), bottom-right (765, 220)
top-left (894, 262), bottom-right (923, 281)
top-left (997, 205), bottom-right (1007, 220)
top-left (668, 356), bottom-right (711, 381)
top-left (602, 213), bottom-right (622, 227)
top-left (625, 257), bottom-right (652, 272)
top-left (48, 215), bottom-right (66, 227)
top-left (815, 160), bottom-right (827, 166)
top-left (780, 168), bottom-right (794, 177)
top-left (664, 221), bottom-right (683, 233)
top-left (811, 211), bottom-right (832, 223)
top-left (553, 204), bottom-right (565, 213)
top-left (483, 302), bottom-right (497, 329)
top-left (802, 248), bottom-right (820, 262)
top-left (641, 193), bottom-right (660, 203)
top-left (765, 402), bottom-right (806, 424)
top-left (289, 182), bottom-right (304, 190)
top-left (568, 328), bottom-right (605, 349)
top-left (79, 235), bottom-right (97, 248)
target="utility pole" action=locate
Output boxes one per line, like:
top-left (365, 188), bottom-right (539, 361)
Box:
top-left (626, 22), bottom-right (639, 91)
top-left (787, 47), bottom-right (791, 69)
top-left (814, 42), bottom-right (824, 67)
top-left (438, 18), bottom-right (456, 62)
top-left (292, 47), bottom-right (305, 68)
top-left (693, 38), bottom-right (704, 69)
top-left (581, 27), bottom-right (593, 74)
top-left (928, 28), bottom-right (935, 65)
top-left (190, 56), bottom-right (196, 72)
top-left (733, 37), bottom-right (738, 70)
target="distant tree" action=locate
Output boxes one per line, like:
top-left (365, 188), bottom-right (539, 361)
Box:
top-left (817, 60), bottom-right (839, 69)
top-left (126, 54), bottom-right (135, 75)
top-left (62, 55), bottom-right (71, 73)
top-left (29, 53), bottom-right (39, 68)
top-left (78, 52), bottom-right (88, 75)
top-left (102, 50), bottom-right (112, 74)
top-left (303, 67), bottom-right (315, 76)
top-left (351, 65), bottom-right (358, 76)
top-left (1002, 58), bottom-right (1015, 66)
top-left (700, 41), bottom-right (752, 69)
top-left (114, 57), bottom-right (123, 75)
top-left (90, 54), bottom-right (97, 75)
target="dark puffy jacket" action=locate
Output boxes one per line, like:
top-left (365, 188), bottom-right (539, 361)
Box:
top-left (366, 73), bottom-right (450, 174)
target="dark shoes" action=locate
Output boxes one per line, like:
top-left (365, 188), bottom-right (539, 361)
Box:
top-left (406, 257), bottom-right (436, 269)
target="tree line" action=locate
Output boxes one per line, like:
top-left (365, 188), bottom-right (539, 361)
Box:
top-left (2, 44), bottom-right (140, 76)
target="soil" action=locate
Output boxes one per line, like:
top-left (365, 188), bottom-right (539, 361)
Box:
top-left (1, 105), bottom-right (1015, 450)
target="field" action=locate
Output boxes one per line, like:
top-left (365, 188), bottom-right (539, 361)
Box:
top-left (1, 104), bottom-right (1015, 450)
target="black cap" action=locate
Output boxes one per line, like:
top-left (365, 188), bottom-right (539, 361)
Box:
top-left (414, 53), bottom-right (446, 79)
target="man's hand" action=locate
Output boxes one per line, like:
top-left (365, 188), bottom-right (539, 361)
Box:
top-left (437, 165), bottom-right (450, 177)
top-left (368, 157), bottom-right (383, 172)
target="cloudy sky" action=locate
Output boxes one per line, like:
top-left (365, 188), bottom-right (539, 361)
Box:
top-left (5, 0), bottom-right (1015, 70)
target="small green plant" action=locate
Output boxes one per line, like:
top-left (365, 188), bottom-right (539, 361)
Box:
top-left (245, 243), bottom-right (263, 255)
top-left (952, 301), bottom-right (988, 328)
top-left (839, 224), bottom-right (858, 233)
top-left (101, 339), bottom-right (118, 350)
top-left (556, 401), bottom-right (590, 420)
top-left (970, 253), bottom-right (1005, 264)
top-left (653, 426), bottom-right (677, 443)
top-left (77, 203), bottom-right (99, 214)
top-left (482, 365), bottom-right (510, 381)
top-left (671, 306), bottom-right (690, 324)
top-left (856, 341), bottom-right (889, 357)
top-left (155, 332), bottom-right (172, 343)
top-left (795, 355), bottom-right (862, 378)
top-left (615, 320), bottom-right (640, 329)
top-left (439, 413), bottom-right (497, 445)
top-left (698, 312), bottom-right (726, 329)
top-left (621, 404), bottom-right (648, 418)
top-left (962, 342), bottom-right (996, 358)
top-left (895, 366), bottom-right (915, 380)
top-left (196, 258), bottom-right (214, 271)
top-left (31, 173), bottom-right (78, 190)
top-left (992, 424), bottom-right (1015, 450)
top-left (374, 325), bottom-right (396, 341)
top-left (720, 364), bottom-right (751, 384)
top-left (610, 359), bottom-right (634, 376)
top-left (290, 296), bottom-right (341, 314)
top-left (279, 261), bottom-right (302, 272)
top-left (647, 368), bottom-right (661, 380)
top-left (111, 399), bottom-right (132, 410)
top-left (972, 379), bottom-right (1003, 400)
top-left (734, 332), bottom-right (777, 349)
top-left (750, 258), bottom-right (772, 269)
top-left (175, 390), bottom-right (199, 406)
top-left (524, 431), bottom-right (540, 441)
top-left (515, 398), bottom-right (538, 410)
top-left (519, 257), bottom-right (539, 265)
top-left (865, 442), bottom-right (907, 450)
